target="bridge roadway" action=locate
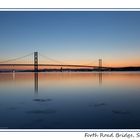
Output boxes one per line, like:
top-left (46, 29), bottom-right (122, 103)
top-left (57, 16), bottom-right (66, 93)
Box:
top-left (0, 63), bottom-right (98, 68)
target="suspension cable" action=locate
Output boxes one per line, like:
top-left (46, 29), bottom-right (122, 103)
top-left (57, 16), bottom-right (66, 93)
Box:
top-left (0, 52), bottom-right (33, 63)
top-left (39, 52), bottom-right (66, 65)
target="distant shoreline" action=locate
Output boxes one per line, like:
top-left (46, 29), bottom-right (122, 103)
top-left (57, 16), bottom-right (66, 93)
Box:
top-left (0, 67), bottom-right (140, 73)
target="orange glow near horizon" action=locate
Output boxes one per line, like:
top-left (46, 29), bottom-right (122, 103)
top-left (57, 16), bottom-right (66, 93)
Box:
top-left (0, 62), bottom-right (140, 70)
top-left (0, 57), bottom-right (140, 70)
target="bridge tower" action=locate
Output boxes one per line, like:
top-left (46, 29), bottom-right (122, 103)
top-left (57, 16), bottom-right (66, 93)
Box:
top-left (99, 59), bottom-right (102, 71)
top-left (34, 52), bottom-right (38, 72)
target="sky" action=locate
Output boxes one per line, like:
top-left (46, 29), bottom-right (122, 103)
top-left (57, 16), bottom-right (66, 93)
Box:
top-left (0, 11), bottom-right (140, 67)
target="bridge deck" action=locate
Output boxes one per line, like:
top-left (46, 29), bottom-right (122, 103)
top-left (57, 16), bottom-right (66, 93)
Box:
top-left (0, 64), bottom-right (97, 68)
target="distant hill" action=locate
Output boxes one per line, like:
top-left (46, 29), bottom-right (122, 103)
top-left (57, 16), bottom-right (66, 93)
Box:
top-left (103, 66), bottom-right (140, 71)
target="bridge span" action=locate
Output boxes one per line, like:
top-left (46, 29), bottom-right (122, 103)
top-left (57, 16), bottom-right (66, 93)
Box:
top-left (0, 52), bottom-right (102, 71)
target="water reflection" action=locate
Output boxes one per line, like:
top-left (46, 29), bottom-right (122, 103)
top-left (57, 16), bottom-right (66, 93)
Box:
top-left (99, 72), bottom-right (102, 86)
top-left (0, 72), bottom-right (140, 129)
top-left (12, 71), bottom-right (39, 94)
top-left (1, 72), bottom-right (140, 91)
top-left (6, 72), bottom-right (140, 93)
top-left (33, 72), bottom-right (102, 94)
top-left (12, 71), bottom-right (103, 94)
top-left (12, 71), bottom-right (15, 80)
top-left (34, 72), bottom-right (102, 94)
top-left (34, 72), bottom-right (38, 94)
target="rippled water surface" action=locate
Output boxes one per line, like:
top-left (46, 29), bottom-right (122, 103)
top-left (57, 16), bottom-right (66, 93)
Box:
top-left (0, 72), bottom-right (140, 129)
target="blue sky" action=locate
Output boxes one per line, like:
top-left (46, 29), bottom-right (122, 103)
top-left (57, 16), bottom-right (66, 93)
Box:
top-left (0, 11), bottom-right (140, 66)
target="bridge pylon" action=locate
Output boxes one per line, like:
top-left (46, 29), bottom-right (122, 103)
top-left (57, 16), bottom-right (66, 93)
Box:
top-left (34, 52), bottom-right (38, 72)
top-left (99, 59), bottom-right (102, 71)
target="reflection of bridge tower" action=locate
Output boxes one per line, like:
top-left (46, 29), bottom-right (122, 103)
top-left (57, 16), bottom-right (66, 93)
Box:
top-left (34, 72), bottom-right (38, 94)
top-left (34, 52), bottom-right (38, 72)
top-left (98, 59), bottom-right (103, 86)
top-left (99, 72), bottom-right (102, 86)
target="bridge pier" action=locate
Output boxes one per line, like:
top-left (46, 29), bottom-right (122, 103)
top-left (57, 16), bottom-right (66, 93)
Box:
top-left (34, 52), bottom-right (38, 72)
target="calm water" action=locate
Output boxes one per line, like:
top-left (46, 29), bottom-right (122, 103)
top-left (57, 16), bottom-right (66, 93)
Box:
top-left (0, 72), bottom-right (140, 129)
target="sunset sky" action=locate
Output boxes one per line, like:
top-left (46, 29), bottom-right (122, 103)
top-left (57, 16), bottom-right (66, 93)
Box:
top-left (0, 11), bottom-right (140, 67)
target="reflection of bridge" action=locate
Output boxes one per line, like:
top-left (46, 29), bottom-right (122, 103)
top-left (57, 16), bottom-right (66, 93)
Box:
top-left (0, 52), bottom-right (102, 71)
top-left (34, 72), bottom-right (103, 94)
top-left (11, 70), bottom-right (103, 94)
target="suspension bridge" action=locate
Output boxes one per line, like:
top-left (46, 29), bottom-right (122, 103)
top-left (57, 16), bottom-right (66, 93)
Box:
top-left (0, 52), bottom-right (103, 72)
